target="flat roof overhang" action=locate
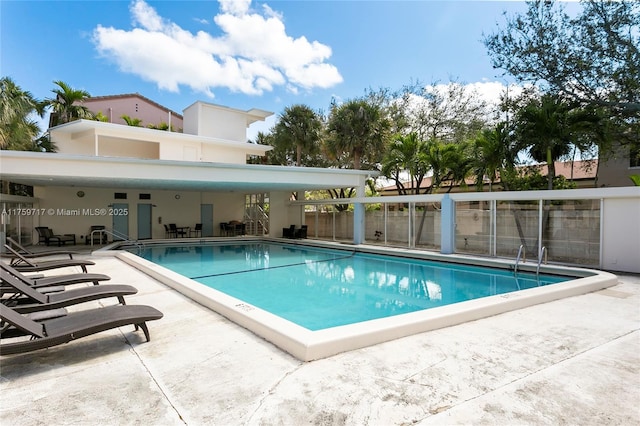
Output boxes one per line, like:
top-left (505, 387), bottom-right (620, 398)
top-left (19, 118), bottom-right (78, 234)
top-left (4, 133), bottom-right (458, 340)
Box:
top-left (0, 151), bottom-right (376, 193)
top-left (49, 119), bottom-right (272, 155)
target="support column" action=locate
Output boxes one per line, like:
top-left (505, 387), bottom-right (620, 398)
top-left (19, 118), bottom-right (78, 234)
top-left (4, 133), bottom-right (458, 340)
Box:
top-left (353, 178), bottom-right (366, 245)
top-left (440, 194), bottom-right (455, 254)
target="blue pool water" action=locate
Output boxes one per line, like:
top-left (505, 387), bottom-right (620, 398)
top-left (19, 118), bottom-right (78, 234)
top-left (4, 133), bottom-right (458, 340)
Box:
top-left (132, 242), bottom-right (569, 331)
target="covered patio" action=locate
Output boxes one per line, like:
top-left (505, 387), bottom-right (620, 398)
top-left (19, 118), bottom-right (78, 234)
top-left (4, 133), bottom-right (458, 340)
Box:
top-left (0, 150), bottom-right (373, 246)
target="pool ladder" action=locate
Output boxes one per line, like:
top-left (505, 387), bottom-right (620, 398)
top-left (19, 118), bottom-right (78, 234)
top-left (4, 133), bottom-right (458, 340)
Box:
top-left (536, 246), bottom-right (548, 277)
top-left (514, 244), bottom-right (526, 274)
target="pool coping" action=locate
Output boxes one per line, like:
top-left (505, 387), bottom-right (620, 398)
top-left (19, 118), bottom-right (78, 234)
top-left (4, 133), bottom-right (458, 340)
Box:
top-left (97, 238), bottom-right (618, 361)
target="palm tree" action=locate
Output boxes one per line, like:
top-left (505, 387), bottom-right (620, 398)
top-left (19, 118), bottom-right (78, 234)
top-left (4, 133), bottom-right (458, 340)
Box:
top-left (440, 141), bottom-right (473, 193)
top-left (248, 131), bottom-right (276, 165)
top-left (46, 80), bottom-right (93, 126)
top-left (381, 132), bottom-right (430, 195)
top-left (325, 98), bottom-right (390, 170)
top-left (94, 111), bottom-right (109, 122)
top-left (272, 104), bottom-right (322, 167)
top-left (121, 115), bottom-right (143, 127)
top-left (472, 122), bottom-right (514, 191)
top-left (0, 77), bottom-right (46, 150)
top-left (514, 94), bottom-right (600, 190)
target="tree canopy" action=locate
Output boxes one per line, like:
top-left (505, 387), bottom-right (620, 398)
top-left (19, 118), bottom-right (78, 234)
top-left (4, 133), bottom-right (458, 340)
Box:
top-left (46, 80), bottom-right (93, 126)
top-left (325, 98), bottom-right (391, 170)
top-left (0, 77), bottom-right (47, 151)
top-left (272, 104), bottom-right (322, 167)
top-left (484, 0), bottom-right (639, 122)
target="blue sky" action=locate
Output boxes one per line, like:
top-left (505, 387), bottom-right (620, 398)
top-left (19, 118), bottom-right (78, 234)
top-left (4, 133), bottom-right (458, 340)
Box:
top-left (1, 0), bottom-right (548, 137)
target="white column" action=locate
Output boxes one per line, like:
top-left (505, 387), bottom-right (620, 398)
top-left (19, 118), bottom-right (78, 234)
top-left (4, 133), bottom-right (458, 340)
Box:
top-left (352, 177), bottom-right (366, 244)
top-left (440, 194), bottom-right (455, 254)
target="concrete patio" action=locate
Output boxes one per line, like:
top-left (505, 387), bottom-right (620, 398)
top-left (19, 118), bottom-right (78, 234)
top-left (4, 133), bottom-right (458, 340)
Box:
top-left (1, 252), bottom-right (638, 425)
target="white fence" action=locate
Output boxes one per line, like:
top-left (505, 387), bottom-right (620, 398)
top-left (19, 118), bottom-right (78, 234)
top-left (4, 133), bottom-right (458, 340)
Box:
top-left (298, 187), bottom-right (640, 273)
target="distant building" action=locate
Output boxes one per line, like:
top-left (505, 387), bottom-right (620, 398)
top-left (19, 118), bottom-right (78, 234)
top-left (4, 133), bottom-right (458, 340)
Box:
top-left (380, 160), bottom-right (600, 196)
top-left (597, 142), bottom-right (640, 187)
top-left (49, 93), bottom-right (184, 131)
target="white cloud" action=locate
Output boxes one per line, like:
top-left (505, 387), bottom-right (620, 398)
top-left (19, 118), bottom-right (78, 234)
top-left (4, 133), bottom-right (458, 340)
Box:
top-left (466, 81), bottom-right (524, 109)
top-left (219, 0), bottom-right (252, 16)
top-left (408, 81), bottom-right (526, 122)
top-left (92, 0), bottom-right (342, 98)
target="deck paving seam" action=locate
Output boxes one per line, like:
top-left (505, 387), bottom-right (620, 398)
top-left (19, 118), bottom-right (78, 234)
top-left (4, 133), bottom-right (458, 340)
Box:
top-left (423, 328), bottom-right (640, 419)
top-left (122, 332), bottom-right (187, 425)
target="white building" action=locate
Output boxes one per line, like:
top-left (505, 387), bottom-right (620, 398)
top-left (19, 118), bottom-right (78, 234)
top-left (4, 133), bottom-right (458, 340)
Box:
top-left (1, 100), bottom-right (372, 245)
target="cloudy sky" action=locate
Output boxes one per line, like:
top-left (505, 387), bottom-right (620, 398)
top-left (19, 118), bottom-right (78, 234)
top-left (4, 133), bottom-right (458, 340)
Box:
top-left (2, 0), bottom-right (560, 137)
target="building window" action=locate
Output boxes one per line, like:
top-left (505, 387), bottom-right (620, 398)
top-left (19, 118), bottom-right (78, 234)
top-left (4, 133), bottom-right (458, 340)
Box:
top-left (114, 192), bottom-right (127, 199)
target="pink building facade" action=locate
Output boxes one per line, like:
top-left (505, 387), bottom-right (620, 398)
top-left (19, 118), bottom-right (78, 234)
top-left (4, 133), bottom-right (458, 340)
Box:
top-left (80, 93), bottom-right (184, 131)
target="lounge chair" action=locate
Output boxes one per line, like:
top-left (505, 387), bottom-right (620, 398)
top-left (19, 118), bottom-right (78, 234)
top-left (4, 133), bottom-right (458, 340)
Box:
top-left (0, 263), bottom-right (110, 289)
top-left (1, 270), bottom-right (137, 314)
top-left (3, 245), bottom-right (94, 273)
top-left (35, 227), bottom-right (76, 246)
top-left (2, 237), bottom-right (78, 262)
top-left (0, 303), bottom-right (163, 355)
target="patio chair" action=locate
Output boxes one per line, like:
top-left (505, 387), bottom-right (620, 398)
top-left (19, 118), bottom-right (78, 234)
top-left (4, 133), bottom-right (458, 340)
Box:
top-left (164, 224), bottom-right (176, 238)
top-left (169, 224), bottom-right (187, 238)
top-left (0, 270), bottom-right (137, 314)
top-left (35, 227), bottom-right (76, 246)
top-left (0, 263), bottom-right (110, 289)
top-left (3, 237), bottom-right (78, 260)
top-left (0, 303), bottom-right (163, 355)
top-left (190, 223), bottom-right (202, 237)
top-left (294, 225), bottom-right (308, 239)
top-left (3, 245), bottom-right (94, 273)
top-left (282, 225), bottom-right (296, 238)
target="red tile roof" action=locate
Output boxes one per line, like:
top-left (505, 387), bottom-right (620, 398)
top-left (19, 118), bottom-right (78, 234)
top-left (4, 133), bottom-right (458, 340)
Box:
top-left (381, 160), bottom-right (598, 192)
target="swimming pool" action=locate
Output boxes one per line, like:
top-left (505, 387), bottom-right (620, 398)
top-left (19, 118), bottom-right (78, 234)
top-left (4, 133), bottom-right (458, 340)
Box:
top-left (110, 238), bottom-right (617, 360)
top-left (131, 242), bottom-right (567, 331)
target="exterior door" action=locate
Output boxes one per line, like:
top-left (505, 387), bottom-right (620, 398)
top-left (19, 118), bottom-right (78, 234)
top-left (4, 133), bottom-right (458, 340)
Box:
top-left (200, 204), bottom-right (213, 237)
top-left (112, 203), bottom-right (129, 241)
top-left (137, 203), bottom-right (152, 239)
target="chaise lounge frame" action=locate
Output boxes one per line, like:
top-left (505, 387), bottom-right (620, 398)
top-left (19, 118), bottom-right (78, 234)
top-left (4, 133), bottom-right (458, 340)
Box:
top-left (0, 303), bottom-right (163, 355)
top-left (3, 245), bottom-right (94, 273)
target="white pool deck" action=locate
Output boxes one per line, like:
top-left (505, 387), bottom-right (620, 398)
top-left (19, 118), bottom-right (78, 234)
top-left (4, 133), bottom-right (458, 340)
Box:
top-left (1, 248), bottom-right (639, 425)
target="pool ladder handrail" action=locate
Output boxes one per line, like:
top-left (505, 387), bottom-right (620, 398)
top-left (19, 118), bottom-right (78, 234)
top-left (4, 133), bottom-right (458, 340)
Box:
top-left (514, 244), bottom-right (526, 274)
top-left (536, 246), bottom-right (548, 276)
top-left (90, 227), bottom-right (145, 252)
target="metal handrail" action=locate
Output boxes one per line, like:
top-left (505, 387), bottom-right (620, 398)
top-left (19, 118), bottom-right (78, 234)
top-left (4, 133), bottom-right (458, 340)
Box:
top-left (536, 246), bottom-right (548, 276)
top-left (514, 244), bottom-right (526, 274)
top-left (90, 228), bottom-right (143, 251)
